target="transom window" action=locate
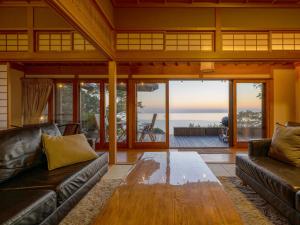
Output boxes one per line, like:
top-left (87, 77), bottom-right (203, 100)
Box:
top-left (222, 33), bottom-right (268, 51)
top-left (165, 32), bottom-right (213, 51)
top-left (0, 32), bottom-right (28, 52)
top-left (271, 32), bottom-right (300, 50)
top-left (116, 32), bottom-right (164, 51)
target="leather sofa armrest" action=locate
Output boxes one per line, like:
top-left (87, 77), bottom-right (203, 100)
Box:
top-left (248, 139), bottom-right (272, 157)
top-left (296, 191), bottom-right (300, 212)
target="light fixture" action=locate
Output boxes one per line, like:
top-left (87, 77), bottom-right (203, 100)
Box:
top-left (57, 83), bottom-right (64, 88)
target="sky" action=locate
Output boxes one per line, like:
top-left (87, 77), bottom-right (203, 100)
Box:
top-left (137, 81), bottom-right (262, 113)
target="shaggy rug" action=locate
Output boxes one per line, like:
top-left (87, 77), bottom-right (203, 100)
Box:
top-left (59, 179), bottom-right (123, 225)
top-left (220, 177), bottom-right (290, 225)
top-left (59, 176), bottom-right (291, 225)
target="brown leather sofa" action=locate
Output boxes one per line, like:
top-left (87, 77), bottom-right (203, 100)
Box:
top-left (0, 123), bottom-right (108, 225)
top-left (236, 122), bottom-right (300, 225)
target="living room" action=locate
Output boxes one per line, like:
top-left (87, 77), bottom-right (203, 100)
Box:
top-left (0, 0), bottom-right (300, 224)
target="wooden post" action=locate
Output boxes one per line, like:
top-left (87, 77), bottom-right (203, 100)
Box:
top-left (295, 63), bottom-right (300, 122)
top-left (27, 6), bottom-right (34, 53)
top-left (108, 61), bottom-right (117, 164)
top-left (215, 8), bottom-right (222, 52)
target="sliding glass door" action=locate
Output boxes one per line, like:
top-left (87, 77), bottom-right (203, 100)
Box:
top-left (104, 82), bottom-right (128, 145)
top-left (234, 81), bottom-right (266, 146)
top-left (55, 82), bottom-right (73, 124)
top-left (79, 82), bottom-right (101, 143)
top-left (134, 81), bottom-right (169, 147)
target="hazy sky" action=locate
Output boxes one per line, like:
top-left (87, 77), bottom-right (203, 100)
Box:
top-left (137, 81), bottom-right (262, 113)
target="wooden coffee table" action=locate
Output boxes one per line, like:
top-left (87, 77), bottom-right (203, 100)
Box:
top-left (93, 152), bottom-right (243, 225)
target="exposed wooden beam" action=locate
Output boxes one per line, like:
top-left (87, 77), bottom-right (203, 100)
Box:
top-left (0, 51), bottom-right (107, 62)
top-left (113, 2), bottom-right (300, 8)
top-left (45, 0), bottom-right (115, 59)
top-left (116, 51), bottom-right (300, 62)
top-left (0, 0), bottom-right (46, 6)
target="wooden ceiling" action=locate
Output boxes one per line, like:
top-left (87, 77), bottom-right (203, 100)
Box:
top-left (112, 0), bottom-right (300, 7)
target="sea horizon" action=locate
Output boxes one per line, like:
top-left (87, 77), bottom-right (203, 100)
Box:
top-left (138, 112), bottom-right (228, 134)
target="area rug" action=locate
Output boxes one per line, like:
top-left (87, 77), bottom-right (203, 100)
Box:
top-left (219, 176), bottom-right (290, 225)
top-left (59, 179), bottom-right (123, 225)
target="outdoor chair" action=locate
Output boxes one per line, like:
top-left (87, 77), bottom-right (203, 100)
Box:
top-left (58, 123), bottom-right (81, 136)
top-left (219, 126), bottom-right (229, 143)
top-left (139, 113), bottom-right (157, 142)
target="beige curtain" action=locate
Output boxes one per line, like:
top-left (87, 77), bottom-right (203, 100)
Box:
top-left (22, 79), bottom-right (53, 125)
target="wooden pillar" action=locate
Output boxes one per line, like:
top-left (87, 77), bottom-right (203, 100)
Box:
top-left (108, 61), bottom-right (117, 164)
top-left (27, 7), bottom-right (34, 53)
top-left (295, 63), bottom-right (300, 122)
top-left (215, 8), bottom-right (222, 52)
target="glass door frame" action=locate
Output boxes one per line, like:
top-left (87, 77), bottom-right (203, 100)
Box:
top-left (232, 79), bottom-right (271, 148)
top-left (78, 79), bottom-right (105, 149)
top-left (132, 79), bottom-right (169, 149)
top-left (52, 78), bottom-right (129, 149)
top-left (103, 79), bottom-right (129, 149)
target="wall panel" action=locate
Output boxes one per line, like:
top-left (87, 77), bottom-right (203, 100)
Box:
top-left (34, 7), bottom-right (72, 29)
top-left (0, 7), bottom-right (27, 29)
top-left (115, 8), bottom-right (215, 29)
top-left (221, 8), bottom-right (300, 29)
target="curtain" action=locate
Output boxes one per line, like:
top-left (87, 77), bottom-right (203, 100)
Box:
top-left (22, 79), bottom-right (53, 125)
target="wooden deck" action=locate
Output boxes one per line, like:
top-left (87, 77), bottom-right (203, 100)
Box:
top-left (170, 135), bottom-right (228, 148)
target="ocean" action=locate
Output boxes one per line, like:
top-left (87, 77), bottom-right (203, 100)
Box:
top-left (138, 112), bottom-right (228, 134)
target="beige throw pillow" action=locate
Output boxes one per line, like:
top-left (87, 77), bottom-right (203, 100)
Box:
top-left (268, 124), bottom-right (300, 167)
top-left (42, 133), bottom-right (98, 170)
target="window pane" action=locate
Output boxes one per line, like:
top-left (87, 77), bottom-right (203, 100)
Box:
top-left (55, 83), bottom-right (73, 124)
top-left (105, 83), bottom-right (127, 143)
top-left (80, 83), bottom-right (100, 143)
top-left (236, 83), bottom-right (264, 142)
top-left (136, 83), bottom-right (166, 142)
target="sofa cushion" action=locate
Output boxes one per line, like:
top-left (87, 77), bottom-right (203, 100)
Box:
top-left (42, 134), bottom-right (98, 170)
top-left (236, 154), bottom-right (300, 208)
top-left (0, 127), bottom-right (43, 183)
top-left (268, 124), bottom-right (300, 167)
top-left (0, 190), bottom-right (56, 225)
top-left (0, 152), bottom-right (108, 205)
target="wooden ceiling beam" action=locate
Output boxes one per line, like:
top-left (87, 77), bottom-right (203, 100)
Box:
top-left (0, 51), bottom-right (107, 63)
top-left (45, 0), bottom-right (115, 60)
top-left (113, 2), bottom-right (300, 8)
top-left (0, 0), bottom-right (46, 7)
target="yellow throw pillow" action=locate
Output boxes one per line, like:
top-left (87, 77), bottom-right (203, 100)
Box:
top-left (42, 133), bottom-right (98, 170)
top-left (268, 124), bottom-right (300, 167)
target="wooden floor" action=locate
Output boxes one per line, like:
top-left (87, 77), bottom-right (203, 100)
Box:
top-left (93, 152), bottom-right (243, 225)
top-left (170, 135), bottom-right (228, 148)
